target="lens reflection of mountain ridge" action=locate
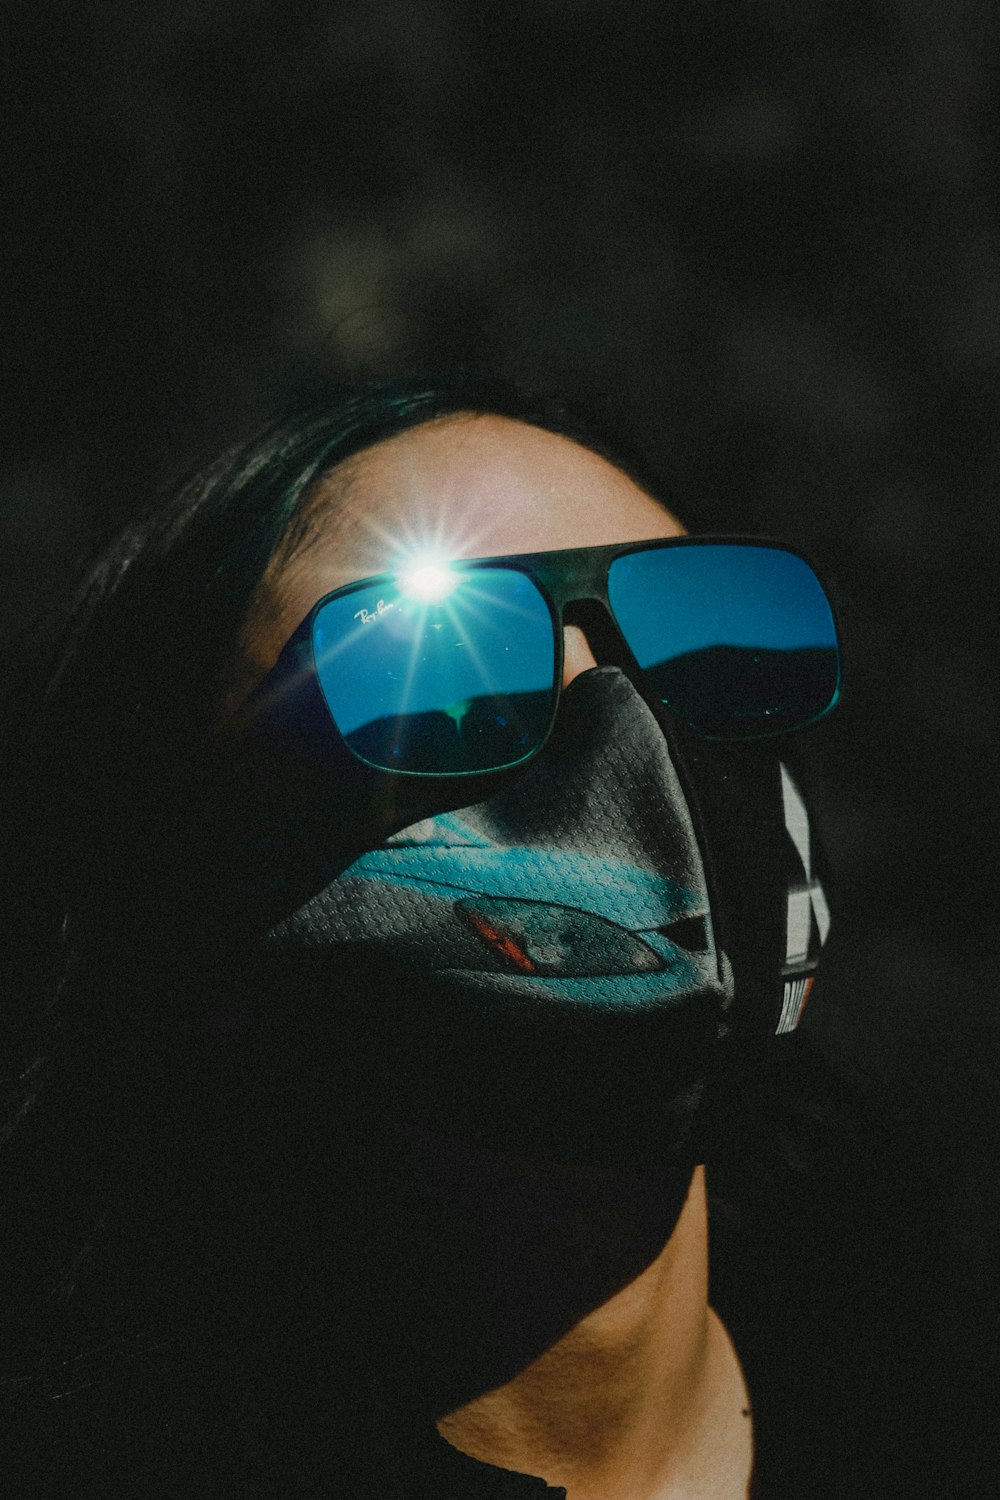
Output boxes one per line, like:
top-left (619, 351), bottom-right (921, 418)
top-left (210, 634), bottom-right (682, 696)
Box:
top-left (345, 646), bottom-right (838, 769)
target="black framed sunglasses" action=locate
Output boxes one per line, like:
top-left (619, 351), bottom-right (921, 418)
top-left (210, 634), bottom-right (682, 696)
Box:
top-left (244, 537), bottom-right (840, 778)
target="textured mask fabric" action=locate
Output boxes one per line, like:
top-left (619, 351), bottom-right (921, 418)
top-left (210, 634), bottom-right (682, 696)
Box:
top-left (259, 668), bottom-right (734, 1172)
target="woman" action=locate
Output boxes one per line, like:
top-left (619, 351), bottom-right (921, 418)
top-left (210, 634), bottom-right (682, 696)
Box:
top-left (1, 376), bottom-right (943, 1496)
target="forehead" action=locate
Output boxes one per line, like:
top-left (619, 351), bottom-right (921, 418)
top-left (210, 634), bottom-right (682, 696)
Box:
top-left (245, 413), bottom-right (683, 677)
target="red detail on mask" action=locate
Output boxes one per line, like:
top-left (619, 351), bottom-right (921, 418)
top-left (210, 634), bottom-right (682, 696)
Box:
top-left (463, 911), bottom-right (537, 973)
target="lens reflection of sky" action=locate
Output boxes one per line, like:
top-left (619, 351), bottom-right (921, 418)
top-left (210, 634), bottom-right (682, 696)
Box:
top-left (608, 545), bottom-right (836, 665)
top-left (313, 568), bottom-right (555, 735)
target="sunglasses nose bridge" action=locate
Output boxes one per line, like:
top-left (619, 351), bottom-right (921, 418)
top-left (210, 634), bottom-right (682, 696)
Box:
top-left (561, 596), bottom-right (639, 675)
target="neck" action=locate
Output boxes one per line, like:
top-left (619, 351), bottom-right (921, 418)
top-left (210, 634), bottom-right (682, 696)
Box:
top-left (435, 1168), bottom-right (751, 1499)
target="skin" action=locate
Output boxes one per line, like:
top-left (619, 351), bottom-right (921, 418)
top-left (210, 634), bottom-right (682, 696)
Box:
top-left (240, 414), bottom-right (753, 1499)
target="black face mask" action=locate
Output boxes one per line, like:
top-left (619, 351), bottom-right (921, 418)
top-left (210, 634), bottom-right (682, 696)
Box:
top-left (255, 668), bottom-right (732, 1175)
top-left (129, 661), bottom-right (830, 1177)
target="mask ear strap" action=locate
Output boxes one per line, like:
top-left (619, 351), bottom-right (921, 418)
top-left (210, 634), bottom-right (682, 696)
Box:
top-left (655, 719), bottom-right (790, 1042)
top-left (775, 761), bottom-right (833, 1034)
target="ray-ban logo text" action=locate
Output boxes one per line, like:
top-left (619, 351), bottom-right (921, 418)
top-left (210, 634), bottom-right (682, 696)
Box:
top-left (354, 599), bottom-right (395, 625)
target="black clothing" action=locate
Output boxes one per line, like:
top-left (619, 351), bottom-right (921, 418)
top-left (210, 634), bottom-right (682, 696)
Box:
top-left (9, 1059), bottom-right (985, 1499)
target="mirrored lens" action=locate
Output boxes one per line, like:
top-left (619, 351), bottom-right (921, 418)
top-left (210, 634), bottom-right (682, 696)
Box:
top-left (312, 567), bottom-right (557, 772)
top-left (608, 544), bottom-right (840, 737)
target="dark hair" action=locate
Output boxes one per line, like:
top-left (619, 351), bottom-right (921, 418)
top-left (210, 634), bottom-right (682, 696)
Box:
top-left (1, 373), bottom-right (683, 1490)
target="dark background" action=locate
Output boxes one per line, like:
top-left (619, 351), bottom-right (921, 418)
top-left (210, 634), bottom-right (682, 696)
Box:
top-left (3, 0), bottom-right (998, 1412)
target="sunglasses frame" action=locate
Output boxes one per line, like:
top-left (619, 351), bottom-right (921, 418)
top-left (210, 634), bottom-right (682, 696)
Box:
top-left (239, 534), bottom-right (841, 780)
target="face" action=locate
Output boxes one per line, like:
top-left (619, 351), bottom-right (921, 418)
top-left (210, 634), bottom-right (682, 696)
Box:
top-left (231, 411), bottom-right (722, 1180)
top-left (239, 413), bottom-right (684, 702)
